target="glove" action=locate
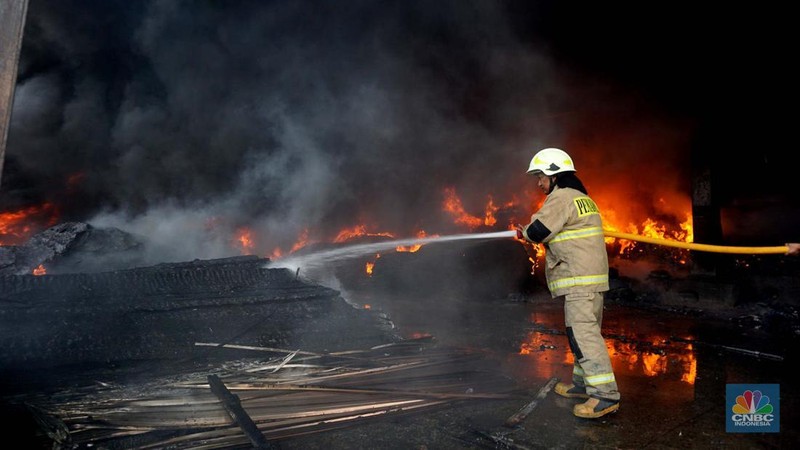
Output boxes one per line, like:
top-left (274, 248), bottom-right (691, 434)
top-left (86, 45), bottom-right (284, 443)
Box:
top-left (515, 225), bottom-right (525, 240)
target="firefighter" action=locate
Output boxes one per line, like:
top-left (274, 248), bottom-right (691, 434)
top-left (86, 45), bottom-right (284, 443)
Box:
top-left (515, 147), bottom-right (620, 419)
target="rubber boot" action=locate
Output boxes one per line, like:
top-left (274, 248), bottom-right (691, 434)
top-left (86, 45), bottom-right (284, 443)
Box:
top-left (554, 382), bottom-right (589, 399)
top-left (573, 397), bottom-right (619, 418)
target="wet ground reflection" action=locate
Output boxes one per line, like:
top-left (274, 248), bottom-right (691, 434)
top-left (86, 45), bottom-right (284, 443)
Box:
top-left (503, 303), bottom-right (699, 399)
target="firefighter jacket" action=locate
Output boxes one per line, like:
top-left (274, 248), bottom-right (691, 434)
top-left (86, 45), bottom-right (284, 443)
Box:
top-left (525, 185), bottom-right (609, 297)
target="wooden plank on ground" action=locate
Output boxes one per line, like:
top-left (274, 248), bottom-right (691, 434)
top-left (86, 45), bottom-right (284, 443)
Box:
top-left (207, 374), bottom-right (277, 449)
top-left (504, 376), bottom-right (558, 427)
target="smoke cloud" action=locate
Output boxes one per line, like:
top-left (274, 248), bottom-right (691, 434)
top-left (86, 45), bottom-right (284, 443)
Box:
top-left (4, 0), bottom-right (694, 262)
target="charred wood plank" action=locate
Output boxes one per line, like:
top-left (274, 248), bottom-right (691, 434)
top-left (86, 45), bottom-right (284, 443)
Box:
top-left (207, 374), bottom-right (278, 449)
top-left (504, 376), bottom-right (558, 427)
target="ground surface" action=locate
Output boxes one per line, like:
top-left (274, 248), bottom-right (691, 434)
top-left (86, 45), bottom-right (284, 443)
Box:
top-left (277, 291), bottom-right (797, 450)
top-left (2, 243), bottom-right (798, 449)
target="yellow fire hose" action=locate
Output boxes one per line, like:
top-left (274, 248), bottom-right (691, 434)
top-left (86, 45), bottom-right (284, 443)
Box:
top-left (603, 230), bottom-right (790, 255)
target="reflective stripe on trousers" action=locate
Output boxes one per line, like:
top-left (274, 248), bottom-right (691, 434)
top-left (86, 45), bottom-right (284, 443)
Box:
top-left (563, 291), bottom-right (620, 401)
top-left (548, 273), bottom-right (608, 292)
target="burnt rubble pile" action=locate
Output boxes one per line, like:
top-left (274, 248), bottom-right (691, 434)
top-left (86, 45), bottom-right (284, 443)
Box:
top-left (0, 221), bottom-right (145, 276)
top-left (0, 253), bottom-right (397, 372)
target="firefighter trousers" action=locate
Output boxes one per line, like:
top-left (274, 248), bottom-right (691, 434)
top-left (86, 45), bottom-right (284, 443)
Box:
top-left (562, 291), bottom-right (620, 401)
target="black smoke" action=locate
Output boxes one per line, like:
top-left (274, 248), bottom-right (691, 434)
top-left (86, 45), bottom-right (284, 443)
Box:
top-left (3, 0), bottom-right (795, 263)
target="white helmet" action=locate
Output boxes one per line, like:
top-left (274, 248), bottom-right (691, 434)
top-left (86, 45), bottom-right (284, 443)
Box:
top-left (526, 147), bottom-right (575, 175)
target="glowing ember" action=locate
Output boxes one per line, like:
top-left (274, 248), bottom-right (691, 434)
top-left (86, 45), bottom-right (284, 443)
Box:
top-left (32, 264), bottom-right (46, 276)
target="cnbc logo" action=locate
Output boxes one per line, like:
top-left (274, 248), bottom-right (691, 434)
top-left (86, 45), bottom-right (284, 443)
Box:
top-left (726, 384), bottom-right (779, 433)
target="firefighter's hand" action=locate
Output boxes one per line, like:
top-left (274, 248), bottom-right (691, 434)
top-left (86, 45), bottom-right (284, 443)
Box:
top-left (514, 225), bottom-right (525, 241)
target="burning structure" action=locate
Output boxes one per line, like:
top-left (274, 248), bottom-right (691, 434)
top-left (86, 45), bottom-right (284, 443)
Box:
top-left (2, 0), bottom-right (797, 266)
top-left (3, 1), bottom-right (799, 283)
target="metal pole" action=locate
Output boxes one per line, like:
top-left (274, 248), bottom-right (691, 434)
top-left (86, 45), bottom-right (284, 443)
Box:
top-left (0, 0), bottom-right (30, 188)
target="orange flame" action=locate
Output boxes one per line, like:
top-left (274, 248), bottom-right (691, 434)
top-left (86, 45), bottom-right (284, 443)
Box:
top-left (593, 182), bottom-right (693, 254)
top-left (269, 224), bottom-right (395, 261)
top-left (0, 203), bottom-right (59, 246)
top-left (483, 197), bottom-right (498, 227)
top-left (442, 187), bottom-right (483, 229)
top-left (333, 225), bottom-right (394, 243)
top-left (235, 227), bottom-right (255, 255)
top-left (290, 228), bottom-right (310, 253)
top-left (364, 253), bottom-right (380, 275)
top-left (33, 264), bottom-right (46, 276)
top-left (397, 230), bottom-right (433, 252)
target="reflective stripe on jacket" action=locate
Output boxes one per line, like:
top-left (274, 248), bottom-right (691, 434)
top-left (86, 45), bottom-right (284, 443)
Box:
top-left (530, 186), bottom-right (609, 297)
